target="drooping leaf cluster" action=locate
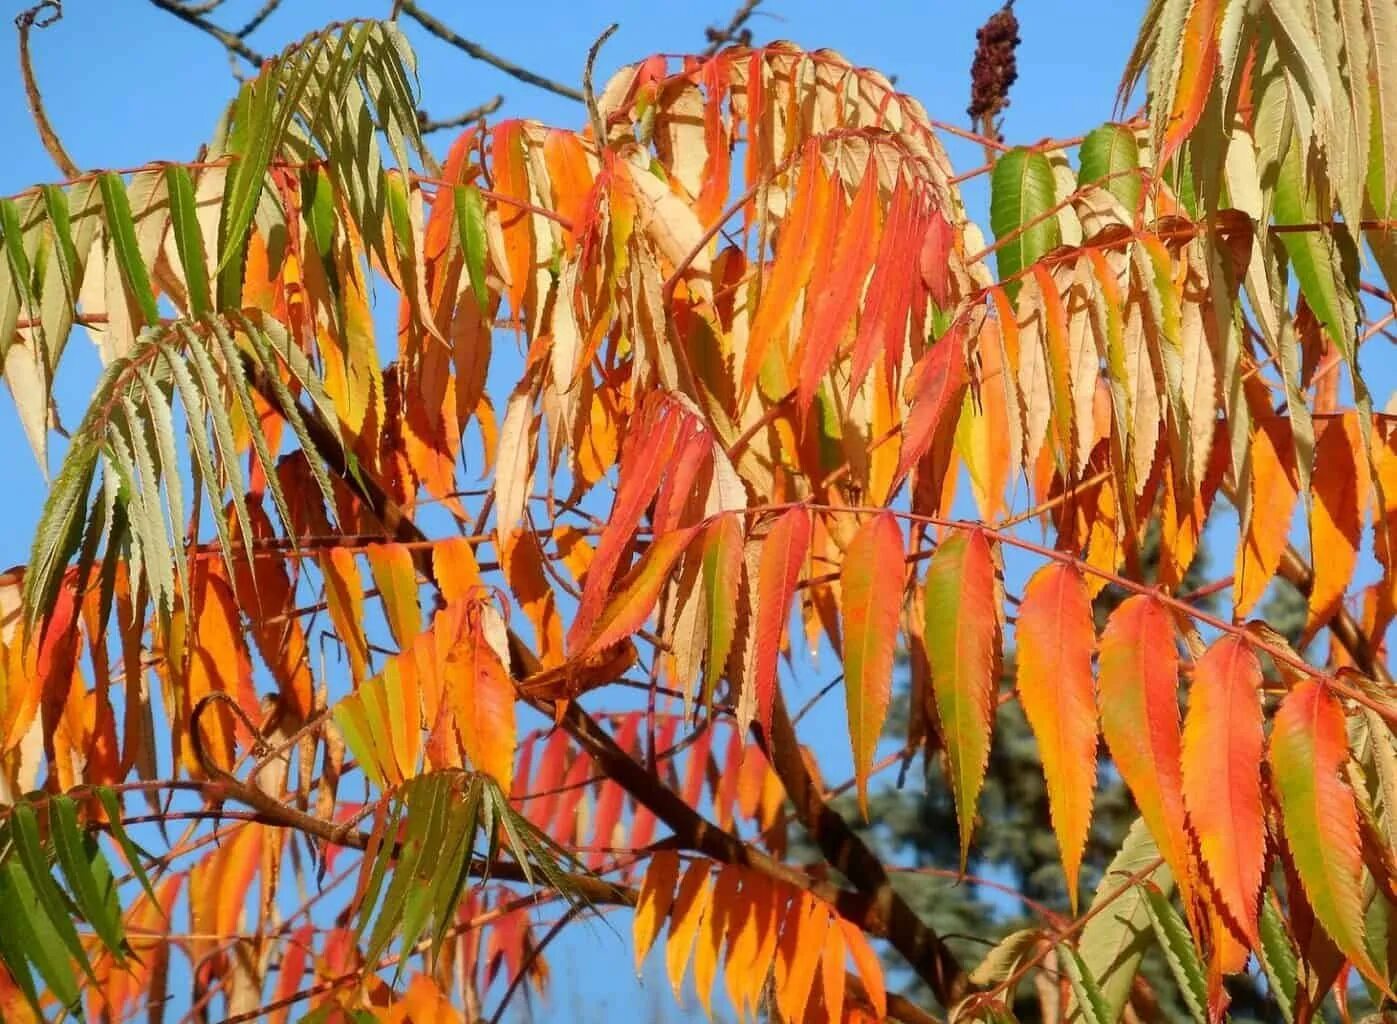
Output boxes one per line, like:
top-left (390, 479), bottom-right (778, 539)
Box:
top-left (0, 3), bottom-right (1395, 1022)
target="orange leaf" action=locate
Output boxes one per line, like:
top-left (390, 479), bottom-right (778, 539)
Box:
top-left (491, 120), bottom-right (533, 318)
top-left (841, 511), bottom-right (905, 817)
top-left (797, 156), bottom-right (882, 416)
top-left (666, 860), bottom-right (713, 1001)
top-left (1014, 561), bottom-right (1098, 912)
top-left (1098, 596), bottom-right (1195, 910)
top-left (1307, 414), bottom-right (1369, 633)
top-left (1270, 680), bottom-right (1387, 991)
top-left (501, 533), bottom-right (565, 668)
top-left (634, 850), bottom-right (681, 973)
top-left (542, 129), bottom-right (595, 248)
top-left (896, 324), bottom-right (969, 487)
top-left (837, 918), bottom-right (887, 1019)
top-left (742, 143), bottom-right (837, 400)
top-left (774, 892), bottom-right (826, 1024)
top-left (1182, 635), bottom-right (1265, 948)
top-left (1161, 0), bottom-right (1221, 166)
top-left (850, 177), bottom-right (918, 392)
top-left (922, 529), bottom-right (1000, 868)
top-left (175, 563), bottom-right (258, 776)
top-left (695, 864), bottom-right (740, 1016)
top-left (434, 536), bottom-right (484, 603)
top-left (753, 507), bottom-right (813, 735)
top-left (1233, 415), bottom-right (1299, 617)
top-left (723, 872), bottom-right (767, 1016)
top-left (321, 547), bottom-right (369, 685)
top-left (366, 543), bottom-right (422, 650)
top-left (569, 397), bottom-right (688, 648)
top-left (447, 606), bottom-right (517, 789)
top-left (820, 913), bottom-right (847, 1023)
top-left (586, 525), bottom-right (702, 655)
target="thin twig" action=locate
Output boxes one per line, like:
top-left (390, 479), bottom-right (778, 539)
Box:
top-left (15, 1), bottom-right (78, 178)
top-left (583, 22), bottom-right (620, 146)
top-left (418, 94), bottom-right (504, 134)
top-left (234, 0), bottom-right (281, 37)
top-left (703, 0), bottom-right (762, 55)
top-left (397, 0), bottom-right (583, 102)
top-left (147, 0), bottom-right (264, 65)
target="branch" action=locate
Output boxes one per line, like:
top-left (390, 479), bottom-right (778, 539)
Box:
top-left (15, 1), bottom-right (78, 178)
top-left (703, 0), bottom-right (762, 55)
top-left (188, 693), bottom-right (627, 906)
top-left (762, 689), bottom-right (972, 1008)
top-left (147, 0), bottom-right (264, 66)
top-left (417, 94), bottom-right (503, 134)
top-left (397, 0), bottom-right (583, 102)
top-left (233, 0), bottom-right (280, 37)
top-left (1276, 546), bottom-right (1394, 687)
top-left (583, 22), bottom-right (619, 145)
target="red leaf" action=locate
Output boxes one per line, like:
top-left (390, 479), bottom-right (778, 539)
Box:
top-left (840, 511), bottom-right (905, 817)
top-left (1098, 596), bottom-right (1195, 912)
top-left (850, 177), bottom-right (919, 392)
top-left (797, 154), bottom-right (882, 416)
top-left (753, 507), bottom-right (813, 735)
top-left (1014, 561), bottom-right (1098, 912)
top-left (918, 205), bottom-right (955, 308)
top-left (896, 324), bottom-right (969, 487)
top-left (569, 396), bottom-right (688, 648)
top-left (1182, 635), bottom-right (1265, 948)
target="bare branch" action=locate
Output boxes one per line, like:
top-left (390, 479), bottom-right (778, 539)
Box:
top-left (234, 0), bottom-right (281, 38)
top-left (417, 93), bottom-right (503, 134)
top-left (583, 22), bottom-right (619, 145)
top-left (397, 0), bottom-right (583, 102)
top-left (15, 1), bottom-right (78, 178)
top-left (147, 0), bottom-right (264, 66)
top-left (703, 0), bottom-right (762, 55)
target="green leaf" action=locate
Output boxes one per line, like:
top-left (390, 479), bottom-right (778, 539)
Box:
top-left (98, 172), bottom-right (160, 327)
top-left (183, 322), bottom-right (255, 565)
top-left (1060, 943), bottom-right (1111, 1024)
top-left (40, 185), bottom-right (79, 305)
top-left (0, 198), bottom-right (34, 315)
top-left (50, 796), bottom-right (125, 959)
top-left (94, 787), bottom-right (162, 914)
top-left (1068, 818), bottom-right (1173, 1023)
top-left (364, 775), bottom-right (441, 965)
top-left (454, 183), bottom-right (489, 308)
top-left (428, 782), bottom-right (481, 967)
top-left (165, 165), bottom-right (211, 317)
top-left (1258, 894), bottom-right (1298, 1023)
top-left (11, 802), bottom-right (96, 984)
top-left (0, 860), bottom-right (81, 1016)
top-left (1274, 136), bottom-right (1359, 366)
top-left (969, 929), bottom-right (1041, 988)
top-left (1141, 884), bottom-right (1207, 1022)
top-left (990, 148), bottom-right (1061, 300)
top-left (700, 512), bottom-right (743, 715)
top-left (1078, 125), bottom-right (1142, 216)
top-left (23, 436), bottom-right (97, 630)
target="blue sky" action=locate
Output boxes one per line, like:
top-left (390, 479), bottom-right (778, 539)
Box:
top-left (0, 2), bottom-right (1154, 1020)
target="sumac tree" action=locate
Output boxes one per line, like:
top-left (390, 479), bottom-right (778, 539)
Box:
top-left (0, 2), bottom-right (1395, 1022)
